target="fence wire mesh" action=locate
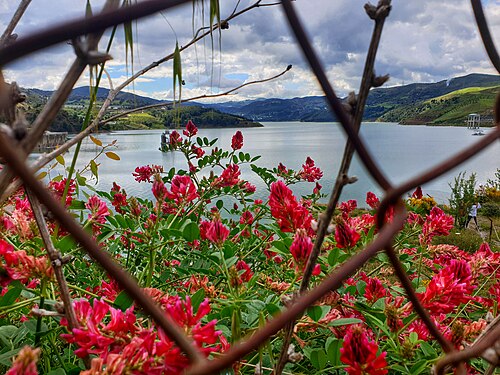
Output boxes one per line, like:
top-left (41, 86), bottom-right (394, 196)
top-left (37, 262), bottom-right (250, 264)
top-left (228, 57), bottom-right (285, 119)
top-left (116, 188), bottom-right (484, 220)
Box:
top-left (0, 0), bottom-right (498, 374)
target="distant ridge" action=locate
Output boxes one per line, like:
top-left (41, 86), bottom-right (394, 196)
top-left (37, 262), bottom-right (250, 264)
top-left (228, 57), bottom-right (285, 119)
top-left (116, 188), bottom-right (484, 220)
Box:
top-left (23, 73), bottom-right (500, 127)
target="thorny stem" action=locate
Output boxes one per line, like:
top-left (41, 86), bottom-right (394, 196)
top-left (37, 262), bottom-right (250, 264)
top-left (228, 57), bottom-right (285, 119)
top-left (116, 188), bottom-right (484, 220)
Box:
top-left (275, 1), bottom-right (392, 373)
top-left (25, 189), bottom-right (80, 332)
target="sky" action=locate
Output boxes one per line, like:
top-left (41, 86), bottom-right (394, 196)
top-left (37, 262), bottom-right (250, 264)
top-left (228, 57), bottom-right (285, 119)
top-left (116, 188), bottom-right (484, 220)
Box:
top-left (1, 0), bottom-right (499, 102)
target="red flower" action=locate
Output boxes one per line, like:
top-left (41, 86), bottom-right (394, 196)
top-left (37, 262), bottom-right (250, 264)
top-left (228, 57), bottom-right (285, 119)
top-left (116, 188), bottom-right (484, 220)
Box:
top-left (86, 196), bottom-right (109, 224)
top-left (269, 181), bottom-right (312, 233)
top-left (169, 130), bottom-right (182, 147)
top-left (412, 186), bottom-right (423, 199)
top-left (183, 120), bottom-right (198, 137)
top-left (231, 131), bottom-right (243, 150)
top-left (313, 182), bottom-right (322, 195)
top-left (235, 260), bottom-right (253, 283)
top-left (340, 325), bottom-right (388, 375)
top-left (361, 273), bottom-right (387, 303)
top-left (205, 220), bottom-right (230, 245)
top-left (417, 259), bottom-right (475, 314)
top-left (152, 179), bottom-right (168, 202)
top-left (239, 211), bottom-right (254, 225)
top-left (133, 165), bottom-right (163, 183)
top-left (335, 218), bottom-right (361, 249)
top-left (366, 192), bottom-right (380, 209)
top-left (289, 228), bottom-right (320, 275)
top-left (298, 157), bottom-right (323, 182)
top-left (218, 164), bottom-right (241, 187)
top-left (277, 163), bottom-right (288, 176)
top-left (48, 178), bottom-right (75, 206)
top-left (166, 175), bottom-right (199, 204)
top-left (419, 206), bottom-right (454, 245)
top-left (339, 199), bottom-right (357, 218)
top-left (6, 346), bottom-right (40, 375)
top-left (191, 145), bottom-right (205, 158)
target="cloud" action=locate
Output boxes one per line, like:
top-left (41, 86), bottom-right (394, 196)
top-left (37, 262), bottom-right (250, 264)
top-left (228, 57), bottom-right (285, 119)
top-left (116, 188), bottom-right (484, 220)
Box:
top-left (1, 0), bottom-right (498, 100)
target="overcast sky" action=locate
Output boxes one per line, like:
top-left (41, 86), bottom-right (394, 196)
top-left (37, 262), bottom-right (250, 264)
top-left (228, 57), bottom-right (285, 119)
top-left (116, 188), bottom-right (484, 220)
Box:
top-left (1, 0), bottom-right (499, 102)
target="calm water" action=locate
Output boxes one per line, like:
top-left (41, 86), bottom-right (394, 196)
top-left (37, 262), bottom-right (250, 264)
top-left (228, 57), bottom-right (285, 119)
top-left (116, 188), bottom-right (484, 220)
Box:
top-left (44, 122), bottom-right (499, 206)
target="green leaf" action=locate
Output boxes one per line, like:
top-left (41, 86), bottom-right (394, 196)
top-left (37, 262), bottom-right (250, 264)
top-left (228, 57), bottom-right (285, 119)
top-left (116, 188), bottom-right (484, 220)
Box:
top-left (85, 0), bottom-right (93, 18)
top-left (325, 337), bottom-right (341, 366)
top-left (216, 200), bottom-right (224, 209)
top-left (173, 41), bottom-right (182, 104)
top-left (328, 247), bottom-right (340, 266)
top-left (410, 359), bottom-right (429, 375)
top-left (309, 348), bottom-right (327, 370)
top-left (90, 160), bottom-right (98, 179)
top-left (114, 291), bottom-right (134, 311)
top-left (47, 369), bottom-right (67, 375)
top-left (56, 154), bottom-right (65, 166)
top-left (190, 289), bottom-right (205, 312)
top-left (56, 236), bottom-right (77, 253)
top-left (182, 222), bottom-right (200, 242)
top-left (419, 341), bottom-right (437, 357)
top-left (328, 317), bottom-right (363, 327)
top-left (0, 286), bottom-right (22, 307)
top-left (306, 305), bottom-right (330, 322)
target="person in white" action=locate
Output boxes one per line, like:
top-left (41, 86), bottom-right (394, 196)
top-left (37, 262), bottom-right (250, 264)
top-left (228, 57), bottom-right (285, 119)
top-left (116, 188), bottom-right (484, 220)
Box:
top-left (465, 202), bottom-right (481, 228)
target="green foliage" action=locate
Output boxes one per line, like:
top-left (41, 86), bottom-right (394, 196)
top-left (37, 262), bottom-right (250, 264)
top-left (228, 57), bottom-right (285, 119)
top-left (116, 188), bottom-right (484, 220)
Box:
top-left (432, 231), bottom-right (483, 253)
top-left (448, 171), bottom-right (477, 228)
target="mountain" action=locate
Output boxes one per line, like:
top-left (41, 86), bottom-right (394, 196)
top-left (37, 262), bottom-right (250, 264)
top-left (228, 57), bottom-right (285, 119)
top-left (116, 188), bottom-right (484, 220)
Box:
top-left (21, 86), bottom-right (261, 132)
top-left (203, 73), bottom-right (500, 124)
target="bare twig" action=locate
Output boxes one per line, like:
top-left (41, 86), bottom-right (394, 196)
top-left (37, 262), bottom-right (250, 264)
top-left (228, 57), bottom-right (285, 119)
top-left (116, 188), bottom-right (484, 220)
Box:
top-left (275, 2), bottom-right (392, 373)
top-left (101, 65), bottom-right (292, 125)
top-left (24, 189), bottom-right (80, 332)
top-left (0, 0), bottom-right (120, 195)
top-left (0, 0), bottom-right (32, 47)
top-left (470, 0), bottom-right (500, 73)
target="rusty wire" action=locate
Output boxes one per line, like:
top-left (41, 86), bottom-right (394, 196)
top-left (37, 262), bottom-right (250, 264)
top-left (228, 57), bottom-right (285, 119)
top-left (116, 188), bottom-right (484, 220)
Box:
top-left (0, 0), bottom-right (498, 374)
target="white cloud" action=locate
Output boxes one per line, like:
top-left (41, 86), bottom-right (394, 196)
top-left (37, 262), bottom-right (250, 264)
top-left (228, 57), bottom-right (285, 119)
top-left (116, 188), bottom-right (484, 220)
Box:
top-left (0, 0), bottom-right (498, 100)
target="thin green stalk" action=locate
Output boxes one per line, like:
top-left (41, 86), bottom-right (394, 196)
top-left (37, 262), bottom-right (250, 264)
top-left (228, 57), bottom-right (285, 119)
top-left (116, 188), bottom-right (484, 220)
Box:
top-left (34, 279), bottom-right (46, 346)
top-left (0, 297), bottom-right (40, 313)
top-left (55, 25), bottom-right (118, 238)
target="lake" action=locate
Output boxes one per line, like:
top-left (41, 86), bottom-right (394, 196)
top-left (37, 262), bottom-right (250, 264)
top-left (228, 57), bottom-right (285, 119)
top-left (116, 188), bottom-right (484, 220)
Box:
top-left (47, 122), bottom-right (499, 206)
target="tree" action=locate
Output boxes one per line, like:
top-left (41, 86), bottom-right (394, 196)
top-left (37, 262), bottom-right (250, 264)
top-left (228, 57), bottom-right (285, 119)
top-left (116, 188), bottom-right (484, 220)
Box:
top-left (448, 171), bottom-right (477, 228)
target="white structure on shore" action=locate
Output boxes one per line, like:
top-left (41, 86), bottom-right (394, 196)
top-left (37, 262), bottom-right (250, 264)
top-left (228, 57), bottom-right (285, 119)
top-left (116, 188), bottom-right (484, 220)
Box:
top-left (467, 113), bottom-right (481, 129)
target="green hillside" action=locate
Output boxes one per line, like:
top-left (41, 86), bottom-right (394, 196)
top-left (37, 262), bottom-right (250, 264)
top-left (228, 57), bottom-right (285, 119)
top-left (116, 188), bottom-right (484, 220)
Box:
top-left (378, 85), bottom-right (498, 126)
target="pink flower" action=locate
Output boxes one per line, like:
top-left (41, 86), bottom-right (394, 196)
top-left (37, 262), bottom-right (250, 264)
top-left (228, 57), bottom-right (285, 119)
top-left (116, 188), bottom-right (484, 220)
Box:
top-left (313, 182), bottom-right (322, 195)
top-left (239, 211), bottom-right (254, 225)
top-left (417, 259), bottom-right (475, 314)
top-left (0, 239), bottom-right (53, 286)
top-left (366, 192), bottom-right (380, 209)
top-left (205, 220), bottom-right (230, 245)
top-left (269, 181), bottom-right (312, 233)
top-left (231, 131), bottom-right (243, 150)
top-left (48, 178), bottom-right (75, 206)
top-left (6, 346), bottom-right (40, 375)
top-left (340, 325), bottom-right (388, 375)
top-left (152, 179), bottom-right (168, 201)
top-left (169, 130), bottom-right (182, 147)
top-left (191, 145), bottom-right (205, 158)
top-left (217, 164), bottom-right (241, 187)
top-left (132, 165), bottom-right (163, 183)
top-left (86, 196), bottom-right (109, 224)
top-left (166, 175), bottom-right (199, 204)
top-left (277, 163), bottom-right (288, 176)
top-left (361, 273), bottom-right (387, 303)
top-left (235, 260), bottom-right (253, 283)
top-left (298, 157), bottom-right (323, 182)
top-left (339, 199), bottom-right (357, 218)
top-left (419, 206), bottom-right (454, 245)
top-left (289, 228), bottom-right (320, 275)
top-left (243, 182), bottom-right (256, 193)
top-left (335, 218), bottom-right (361, 249)
top-left (183, 120), bottom-right (198, 137)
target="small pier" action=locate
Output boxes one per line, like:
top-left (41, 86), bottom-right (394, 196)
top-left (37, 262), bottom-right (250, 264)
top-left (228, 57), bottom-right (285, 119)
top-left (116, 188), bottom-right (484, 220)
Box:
top-left (466, 113), bottom-right (481, 129)
top-left (33, 131), bottom-right (68, 153)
